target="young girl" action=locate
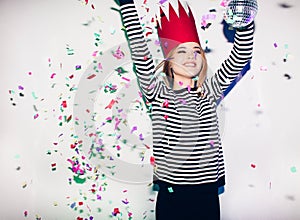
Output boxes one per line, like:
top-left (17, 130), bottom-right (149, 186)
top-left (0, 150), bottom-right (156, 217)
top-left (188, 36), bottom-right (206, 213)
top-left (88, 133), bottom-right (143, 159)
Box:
top-left (116, 0), bottom-right (254, 219)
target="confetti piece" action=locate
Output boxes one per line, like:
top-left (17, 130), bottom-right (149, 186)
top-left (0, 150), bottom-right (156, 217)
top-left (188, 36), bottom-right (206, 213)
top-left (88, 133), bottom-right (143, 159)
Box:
top-left (73, 175), bottom-right (86, 184)
top-left (273, 43), bottom-right (278, 48)
top-left (105, 99), bottom-right (117, 109)
top-left (61, 100), bottom-right (67, 108)
top-left (187, 85), bottom-right (191, 93)
top-left (87, 74), bottom-right (96, 79)
top-left (284, 73), bottom-right (291, 80)
top-left (32, 92), bottom-right (38, 100)
top-left (22, 182), bottom-right (27, 188)
top-left (139, 133), bottom-right (144, 140)
top-left (50, 73), bottom-right (56, 79)
top-left (251, 164), bottom-right (256, 168)
top-left (70, 202), bottom-right (76, 209)
top-left (113, 46), bottom-right (125, 59)
top-left (24, 211), bottom-right (28, 217)
top-left (159, 0), bottom-right (168, 4)
top-left (290, 166), bottom-right (297, 173)
top-left (110, 27), bottom-right (116, 35)
top-left (112, 208), bottom-right (120, 216)
top-left (259, 66), bottom-right (268, 71)
top-left (51, 163), bottom-right (57, 171)
top-left (150, 156), bottom-right (155, 166)
top-left (75, 65), bottom-right (81, 70)
top-left (131, 126), bottom-right (137, 134)
top-left (121, 76), bottom-right (130, 82)
top-left (162, 99), bottom-right (169, 108)
top-left (168, 187), bottom-right (174, 193)
top-left (33, 113), bottom-right (39, 119)
top-left (122, 198), bottom-right (129, 205)
top-left (164, 115), bottom-right (168, 120)
top-left (178, 81), bottom-right (183, 86)
top-left (66, 45), bottom-right (74, 55)
top-left (98, 62), bottom-right (103, 70)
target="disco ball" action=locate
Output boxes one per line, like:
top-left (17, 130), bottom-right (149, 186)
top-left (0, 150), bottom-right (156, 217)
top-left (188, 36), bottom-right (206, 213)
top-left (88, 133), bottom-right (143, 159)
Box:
top-left (223, 0), bottom-right (258, 28)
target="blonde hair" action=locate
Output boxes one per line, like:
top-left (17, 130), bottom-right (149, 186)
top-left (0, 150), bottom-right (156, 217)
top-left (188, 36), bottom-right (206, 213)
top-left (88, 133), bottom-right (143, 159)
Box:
top-left (155, 44), bottom-right (208, 89)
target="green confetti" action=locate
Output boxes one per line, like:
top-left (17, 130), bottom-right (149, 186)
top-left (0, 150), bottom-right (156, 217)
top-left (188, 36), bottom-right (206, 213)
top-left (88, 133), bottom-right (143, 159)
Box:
top-left (32, 92), bottom-right (38, 99)
top-left (290, 166), bottom-right (297, 173)
top-left (168, 187), bottom-right (174, 193)
top-left (73, 175), bottom-right (86, 184)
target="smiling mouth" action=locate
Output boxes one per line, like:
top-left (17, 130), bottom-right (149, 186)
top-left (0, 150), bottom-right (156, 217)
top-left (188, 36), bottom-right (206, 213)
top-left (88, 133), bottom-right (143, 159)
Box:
top-left (183, 62), bottom-right (196, 67)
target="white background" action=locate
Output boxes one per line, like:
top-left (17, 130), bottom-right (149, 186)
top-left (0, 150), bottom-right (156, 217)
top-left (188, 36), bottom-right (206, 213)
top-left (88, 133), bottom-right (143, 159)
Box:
top-left (0, 0), bottom-right (299, 219)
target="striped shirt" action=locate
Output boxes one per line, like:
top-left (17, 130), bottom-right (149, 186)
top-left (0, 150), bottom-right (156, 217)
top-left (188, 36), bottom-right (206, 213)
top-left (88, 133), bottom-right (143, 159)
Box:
top-left (120, 3), bottom-right (254, 186)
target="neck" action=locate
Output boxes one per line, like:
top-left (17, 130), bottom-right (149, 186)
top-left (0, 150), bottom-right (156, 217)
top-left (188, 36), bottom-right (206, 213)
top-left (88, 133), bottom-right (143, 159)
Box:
top-left (172, 75), bottom-right (194, 90)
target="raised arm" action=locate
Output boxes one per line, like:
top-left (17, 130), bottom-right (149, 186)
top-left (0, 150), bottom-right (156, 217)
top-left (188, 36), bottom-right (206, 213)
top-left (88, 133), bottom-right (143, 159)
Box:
top-left (206, 22), bottom-right (255, 101)
top-left (118, 0), bottom-right (160, 101)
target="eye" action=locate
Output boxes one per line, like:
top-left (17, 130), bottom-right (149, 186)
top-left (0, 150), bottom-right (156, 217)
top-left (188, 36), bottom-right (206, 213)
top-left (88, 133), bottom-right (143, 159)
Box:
top-left (177, 50), bottom-right (186, 54)
top-left (194, 50), bottom-right (201, 54)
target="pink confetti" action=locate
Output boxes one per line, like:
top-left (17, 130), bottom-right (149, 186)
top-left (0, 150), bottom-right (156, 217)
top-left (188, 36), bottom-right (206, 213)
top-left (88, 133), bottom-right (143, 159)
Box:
top-left (115, 117), bottom-right (121, 130)
top-left (24, 211), bottom-right (28, 217)
top-left (121, 76), bottom-right (130, 82)
top-left (34, 113), bottom-right (39, 119)
top-left (113, 46), bottom-right (125, 59)
top-left (50, 73), bottom-right (56, 79)
top-left (163, 99), bottom-right (169, 108)
top-left (251, 164), bottom-right (256, 168)
top-left (187, 85), bottom-right (191, 93)
top-left (259, 66), bottom-right (268, 71)
top-left (92, 51), bottom-right (98, 57)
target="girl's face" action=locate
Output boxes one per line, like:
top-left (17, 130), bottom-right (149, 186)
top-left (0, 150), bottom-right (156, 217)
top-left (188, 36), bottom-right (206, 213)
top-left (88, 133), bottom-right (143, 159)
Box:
top-left (170, 42), bottom-right (204, 78)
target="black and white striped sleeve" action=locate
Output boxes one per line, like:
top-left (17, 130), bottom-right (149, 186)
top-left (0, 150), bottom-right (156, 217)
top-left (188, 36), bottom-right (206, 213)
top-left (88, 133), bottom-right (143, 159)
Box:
top-left (120, 2), bottom-right (160, 101)
top-left (208, 22), bottom-right (255, 100)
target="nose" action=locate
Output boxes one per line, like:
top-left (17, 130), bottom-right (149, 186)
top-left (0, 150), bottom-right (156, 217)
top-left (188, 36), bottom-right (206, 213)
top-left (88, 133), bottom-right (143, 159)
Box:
top-left (187, 50), bottom-right (195, 59)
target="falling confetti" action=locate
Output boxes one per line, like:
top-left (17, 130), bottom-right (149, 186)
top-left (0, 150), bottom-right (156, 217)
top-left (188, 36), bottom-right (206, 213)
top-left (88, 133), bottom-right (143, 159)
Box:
top-left (290, 166), bottom-right (297, 173)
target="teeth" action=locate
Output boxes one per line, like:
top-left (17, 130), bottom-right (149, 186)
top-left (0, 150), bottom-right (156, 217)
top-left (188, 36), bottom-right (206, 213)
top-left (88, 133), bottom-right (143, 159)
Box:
top-left (184, 63), bottom-right (195, 67)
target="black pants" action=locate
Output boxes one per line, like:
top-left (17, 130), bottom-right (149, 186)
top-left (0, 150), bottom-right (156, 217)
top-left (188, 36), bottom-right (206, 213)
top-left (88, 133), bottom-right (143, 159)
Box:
top-left (155, 181), bottom-right (220, 220)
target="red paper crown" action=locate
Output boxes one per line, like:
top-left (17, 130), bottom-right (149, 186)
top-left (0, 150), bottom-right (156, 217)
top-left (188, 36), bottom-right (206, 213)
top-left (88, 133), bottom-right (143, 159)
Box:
top-left (157, 0), bottom-right (200, 57)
